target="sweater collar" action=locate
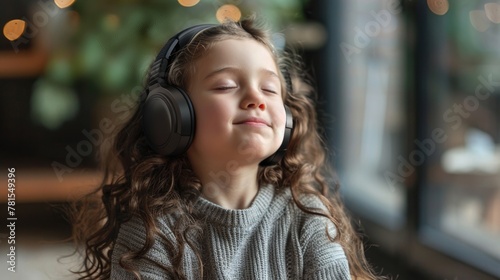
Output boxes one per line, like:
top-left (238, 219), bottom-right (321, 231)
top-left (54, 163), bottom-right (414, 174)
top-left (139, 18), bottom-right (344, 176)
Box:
top-left (195, 185), bottom-right (275, 227)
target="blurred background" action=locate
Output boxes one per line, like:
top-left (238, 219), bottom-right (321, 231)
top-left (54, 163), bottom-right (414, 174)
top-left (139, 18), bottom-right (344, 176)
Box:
top-left (1, 0), bottom-right (499, 279)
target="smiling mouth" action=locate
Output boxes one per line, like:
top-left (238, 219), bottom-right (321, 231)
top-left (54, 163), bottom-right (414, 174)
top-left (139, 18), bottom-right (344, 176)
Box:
top-left (234, 117), bottom-right (270, 127)
top-left (238, 122), bottom-right (268, 127)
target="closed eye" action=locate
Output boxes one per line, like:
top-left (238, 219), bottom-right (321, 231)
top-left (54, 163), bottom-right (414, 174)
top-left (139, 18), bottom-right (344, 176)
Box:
top-left (214, 86), bottom-right (237, 91)
top-left (263, 88), bottom-right (278, 94)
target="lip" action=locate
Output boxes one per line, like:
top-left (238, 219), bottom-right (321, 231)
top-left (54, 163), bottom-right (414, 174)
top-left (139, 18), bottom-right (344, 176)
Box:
top-left (234, 117), bottom-right (271, 126)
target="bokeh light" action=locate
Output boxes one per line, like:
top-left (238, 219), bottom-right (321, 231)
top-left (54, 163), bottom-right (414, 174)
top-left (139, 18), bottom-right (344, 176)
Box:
top-left (427, 0), bottom-right (449, 16)
top-left (216, 4), bottom-right (241, 23)
top-left (103, 14), bottom-right (120, 31)
top-left (54, 0), bottom-right (76, 9)
top-left (178, 0), bottom-right (200, 7)
top-left (3, 19), bottom-right (26, 41)
top-left (484, 3), bottom-right (500, 24)
top-left (470, 10), bottom-right (491, 32)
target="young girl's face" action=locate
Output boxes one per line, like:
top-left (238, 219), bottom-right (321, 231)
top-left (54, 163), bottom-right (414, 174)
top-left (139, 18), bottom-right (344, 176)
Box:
top-left (186, 38), bottom-right (286, 166)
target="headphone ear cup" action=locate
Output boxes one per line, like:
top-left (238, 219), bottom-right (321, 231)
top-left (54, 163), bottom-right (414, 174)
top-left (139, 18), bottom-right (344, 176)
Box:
top-left (142, 85), bottom-right (195, 156)
top-left (260, 105), bottom-right (294, 166)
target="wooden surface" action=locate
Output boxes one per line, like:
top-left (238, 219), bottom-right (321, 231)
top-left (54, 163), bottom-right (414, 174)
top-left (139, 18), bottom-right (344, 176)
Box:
top-left (0, 169), bottom-right (102, 203)
top-left (0, 36), bottom-right (48, 78)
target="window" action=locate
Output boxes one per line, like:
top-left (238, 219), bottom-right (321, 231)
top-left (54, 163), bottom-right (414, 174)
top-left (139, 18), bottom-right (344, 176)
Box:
top-left (338, 0), bottom-right (406, 229)
top-left (418, 1), bottom-right (500, 276)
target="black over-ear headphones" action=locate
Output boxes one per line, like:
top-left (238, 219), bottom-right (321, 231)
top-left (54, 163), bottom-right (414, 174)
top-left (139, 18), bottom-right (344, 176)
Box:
top-left (142, 24), bottom-right (293, 166)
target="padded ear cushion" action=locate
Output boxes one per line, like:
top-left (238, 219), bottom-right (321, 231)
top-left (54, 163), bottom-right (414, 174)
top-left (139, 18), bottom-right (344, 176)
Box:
top-left (142, 24), bottom-right (214, 156)
top-left (260, 105), bottom-right (294, 166)
top-left (142, 84), bottom-right (195, 156)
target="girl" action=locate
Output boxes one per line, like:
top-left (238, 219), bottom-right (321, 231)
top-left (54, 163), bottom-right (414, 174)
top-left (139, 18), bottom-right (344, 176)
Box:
top-left (72, 18), bottom-right (380, 279)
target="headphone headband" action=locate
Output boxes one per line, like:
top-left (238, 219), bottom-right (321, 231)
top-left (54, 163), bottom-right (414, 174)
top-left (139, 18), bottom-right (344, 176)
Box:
top-left (143, 24), bottom-right (215, 156)
top-left (148, 24), bottom-right (216, 91)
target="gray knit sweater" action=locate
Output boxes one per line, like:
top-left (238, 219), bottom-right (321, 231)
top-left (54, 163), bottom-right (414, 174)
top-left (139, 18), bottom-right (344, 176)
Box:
top-left (111, 185), bottom-right (351, 279)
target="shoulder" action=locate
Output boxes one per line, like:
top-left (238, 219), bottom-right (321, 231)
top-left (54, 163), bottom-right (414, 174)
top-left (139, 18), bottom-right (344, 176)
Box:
top-left (113, 215), bottom-right (147, 252)
top-left (113, 214), bottom-right (175, 250)
top-left (113, 213), bottom-right (179, 256)
top-left (285, 191), bottom-right (351, 277)
top-left (111, 213), bottom-right (182, 280)
top-left (287, 192), bottom-right (336, 238)
top-left (294, 194), bottom-right (337, 242)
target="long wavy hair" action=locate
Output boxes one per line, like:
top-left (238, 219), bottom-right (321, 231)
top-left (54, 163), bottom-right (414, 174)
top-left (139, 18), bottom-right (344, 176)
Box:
top-left (72, 18), bottom-right (381, 280)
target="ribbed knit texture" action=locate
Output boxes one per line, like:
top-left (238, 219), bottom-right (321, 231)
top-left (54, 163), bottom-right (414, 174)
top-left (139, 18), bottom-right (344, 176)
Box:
top-left (111, 185), bottom-right (351, 279)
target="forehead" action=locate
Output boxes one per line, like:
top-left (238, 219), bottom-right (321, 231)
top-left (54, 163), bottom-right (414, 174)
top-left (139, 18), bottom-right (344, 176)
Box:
top-left (194, 38), bottom-right (279, 71)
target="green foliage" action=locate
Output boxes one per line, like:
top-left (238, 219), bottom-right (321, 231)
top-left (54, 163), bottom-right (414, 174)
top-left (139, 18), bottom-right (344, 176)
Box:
top-left (45, 0), bottom-right (304, 94)
top-left (31, 78), bottom-right (79, 129)
top-left (33, 0), bottom-right (304, 129)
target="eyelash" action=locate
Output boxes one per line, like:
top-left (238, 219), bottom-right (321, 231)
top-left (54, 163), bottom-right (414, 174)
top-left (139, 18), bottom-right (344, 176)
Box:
top-left (215, 86), bottom-right (236, 91)
top-left (213, 86), bottom-right (278, 94)
top-left (263, 89), bottom-right (277, 94)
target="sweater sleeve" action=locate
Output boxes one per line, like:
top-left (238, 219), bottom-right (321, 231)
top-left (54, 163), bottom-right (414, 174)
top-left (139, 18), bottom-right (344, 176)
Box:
top-left (300, 213), bottom-right (352, 280)
top-left (110, 216), bottom-right (173, 280)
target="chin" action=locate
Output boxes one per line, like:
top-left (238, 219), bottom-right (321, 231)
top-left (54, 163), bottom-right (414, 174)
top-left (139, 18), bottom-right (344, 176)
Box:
top-left (232, 136), bottom-right (280, 160)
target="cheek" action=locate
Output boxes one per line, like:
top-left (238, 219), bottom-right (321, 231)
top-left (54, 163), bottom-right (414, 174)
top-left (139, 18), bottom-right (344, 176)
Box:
top-left (273, 106), bottom-right (287, 131)
top-left (195, 102), bottom-right (232, 131)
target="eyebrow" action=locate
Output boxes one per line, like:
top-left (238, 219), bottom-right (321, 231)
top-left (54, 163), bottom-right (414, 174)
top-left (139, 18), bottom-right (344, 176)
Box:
top-left (203, 66), bottom-right (280, 80)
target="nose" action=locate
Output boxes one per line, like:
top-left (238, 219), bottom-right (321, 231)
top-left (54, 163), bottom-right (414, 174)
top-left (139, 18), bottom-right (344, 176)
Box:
top-left (240, 86), bottom-right (266, 110)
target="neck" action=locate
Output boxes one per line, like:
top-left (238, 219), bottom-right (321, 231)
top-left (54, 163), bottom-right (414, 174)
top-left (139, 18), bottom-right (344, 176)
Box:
top-left (190, 158), bottom-right (260, 209)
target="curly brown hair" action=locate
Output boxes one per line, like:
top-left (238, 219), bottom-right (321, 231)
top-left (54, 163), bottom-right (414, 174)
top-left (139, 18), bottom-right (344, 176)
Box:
top-left (71, 18), bottom-right (381, 279)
